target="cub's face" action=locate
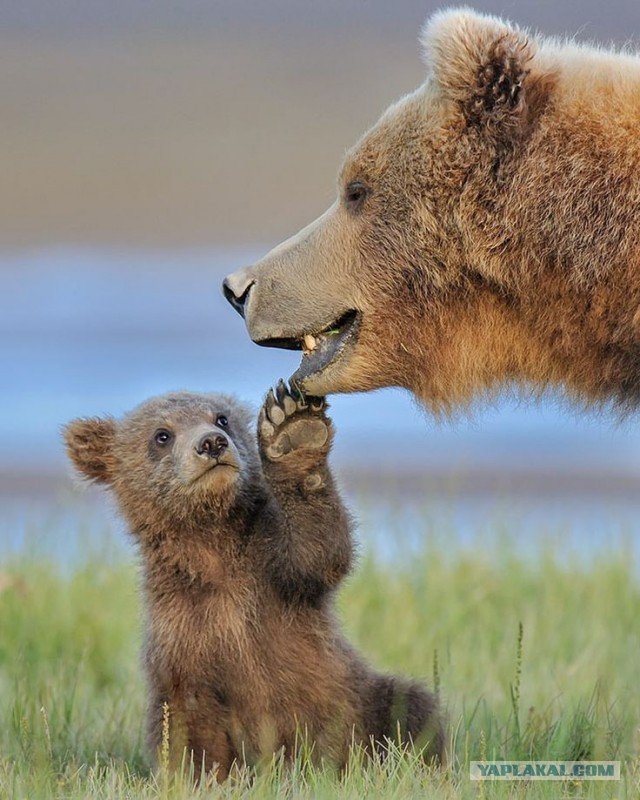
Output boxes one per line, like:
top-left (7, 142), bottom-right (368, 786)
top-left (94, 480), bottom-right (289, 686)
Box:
top-left (64, 392), bottom-right (260, 531)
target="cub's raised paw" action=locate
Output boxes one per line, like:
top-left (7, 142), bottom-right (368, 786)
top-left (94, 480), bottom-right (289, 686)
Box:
top-left (259, 380), bottom-right (330, 462)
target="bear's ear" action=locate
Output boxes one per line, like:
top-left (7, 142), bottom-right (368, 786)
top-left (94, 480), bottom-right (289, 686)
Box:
top-left (422, 8), bottom-right (536, 134)
top-left (63, 417), bottom-right (116, 484)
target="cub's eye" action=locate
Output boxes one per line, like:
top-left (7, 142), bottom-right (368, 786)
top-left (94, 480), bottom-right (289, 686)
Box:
top-left (344, 181), bottom-right (369, 211)
top-left (216, 414), bottom-right (228, 428)
top-left (154, 429), bottom-right (173, 446)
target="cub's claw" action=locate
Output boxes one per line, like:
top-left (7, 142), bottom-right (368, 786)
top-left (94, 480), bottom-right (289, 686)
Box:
top-left (260, 381), bottom-right (330, 462)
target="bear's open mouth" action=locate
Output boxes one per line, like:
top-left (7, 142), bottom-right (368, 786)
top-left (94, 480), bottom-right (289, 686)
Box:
top-left (256, 310), bottom-right (360, 387)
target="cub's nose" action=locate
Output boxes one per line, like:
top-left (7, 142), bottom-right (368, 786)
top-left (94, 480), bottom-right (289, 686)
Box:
top-left (196, 433), bottom-right (228, 458)
top-left (222, 270), bottom-right (254, 318)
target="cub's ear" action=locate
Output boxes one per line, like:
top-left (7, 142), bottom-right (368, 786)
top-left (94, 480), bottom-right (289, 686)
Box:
top-left (422, 8), bottom-right (536, 133)
top-left (63, 417), bottom-right (116, 484)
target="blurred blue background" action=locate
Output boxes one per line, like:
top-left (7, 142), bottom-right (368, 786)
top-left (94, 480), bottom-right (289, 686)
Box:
top-left (3, 1), bottom-right (640, 560)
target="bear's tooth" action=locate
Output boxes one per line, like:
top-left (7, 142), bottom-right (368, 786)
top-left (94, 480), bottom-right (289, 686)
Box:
top-left (303, 334), bottom-right (317, 353)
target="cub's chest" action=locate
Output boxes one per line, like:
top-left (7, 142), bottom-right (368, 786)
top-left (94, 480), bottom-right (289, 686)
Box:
top-left (146, 576), bottom-right (259, 676)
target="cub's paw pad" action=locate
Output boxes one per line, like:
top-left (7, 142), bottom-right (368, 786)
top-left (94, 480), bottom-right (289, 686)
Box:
top-left (303, 473), bottom-right (324, 492)
top-left (260, 380), bottom-right (329, 460)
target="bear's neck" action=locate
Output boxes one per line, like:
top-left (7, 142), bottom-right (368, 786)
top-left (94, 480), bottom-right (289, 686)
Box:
top-left (134, 493), bottom-right (267, 596)
top-left (406, 272), bottom-right (640, 413)
top-left (518, 267), bottom-right (640, 409)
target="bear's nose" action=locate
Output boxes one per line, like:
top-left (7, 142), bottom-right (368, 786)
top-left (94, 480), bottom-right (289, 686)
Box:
top-left (196, 433), bottom-right (228, 458)
top-left (222, 271), bottom-right (254, 318)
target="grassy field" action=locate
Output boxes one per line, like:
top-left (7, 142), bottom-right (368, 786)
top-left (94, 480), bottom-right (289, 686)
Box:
top-left (0, 513), bottom-right (638, 799)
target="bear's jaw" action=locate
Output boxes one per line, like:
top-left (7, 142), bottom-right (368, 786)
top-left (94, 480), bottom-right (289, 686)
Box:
top-left (293, 310), bottom-right (360, 392)
top-left (256, 309), bottom-right (361, 394)
top-left (187, 461), bottom-right (239, 488)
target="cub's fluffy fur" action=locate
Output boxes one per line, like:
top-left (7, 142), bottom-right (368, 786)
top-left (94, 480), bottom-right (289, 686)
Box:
top-left (64, 385), bottom-right (443, 778)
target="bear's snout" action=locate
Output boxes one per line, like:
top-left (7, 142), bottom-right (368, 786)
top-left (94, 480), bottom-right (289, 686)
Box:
top-left (196, 433), bottom-right (229, 459)
top-left (222, 271), bottom-right (254, 319)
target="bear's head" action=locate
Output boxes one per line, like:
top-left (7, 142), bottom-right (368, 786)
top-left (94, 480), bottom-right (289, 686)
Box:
top-left (64, 393), bottom-right (260, 532)
top-left (224, 9), bottom-right (556, 412)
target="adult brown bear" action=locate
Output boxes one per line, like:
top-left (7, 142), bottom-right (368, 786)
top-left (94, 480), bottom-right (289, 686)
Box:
top-left (224, 8), bottom-right (640, 414)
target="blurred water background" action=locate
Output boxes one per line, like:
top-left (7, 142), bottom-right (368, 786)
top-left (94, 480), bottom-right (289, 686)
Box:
top-left (3, 0), bottom-right (640, 563)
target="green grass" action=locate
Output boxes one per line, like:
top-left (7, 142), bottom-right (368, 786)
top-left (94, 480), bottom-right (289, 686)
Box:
top-left (0, 510), bottom-right (638, 799)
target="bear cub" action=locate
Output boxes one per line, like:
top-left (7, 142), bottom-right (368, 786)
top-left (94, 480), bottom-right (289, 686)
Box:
top-left (64, 382), bottom-right (443, 778)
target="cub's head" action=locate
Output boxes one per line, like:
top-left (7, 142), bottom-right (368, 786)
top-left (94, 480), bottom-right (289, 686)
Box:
top-left (64, 392), bottom-right (260, 531)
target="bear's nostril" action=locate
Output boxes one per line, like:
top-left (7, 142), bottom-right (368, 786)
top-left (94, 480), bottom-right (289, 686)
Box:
top-left (197, 434), bottom-right (229, 458)
top-left (222, 275), bottom-right (254, 319)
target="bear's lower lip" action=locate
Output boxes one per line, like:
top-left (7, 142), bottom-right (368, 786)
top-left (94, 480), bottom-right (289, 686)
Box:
top-left (253, 309), bottom-right (360, 393)
top-left (192, 462), bottom-right (239, 485)
top-left (287, 310), bottom-right (360, 390)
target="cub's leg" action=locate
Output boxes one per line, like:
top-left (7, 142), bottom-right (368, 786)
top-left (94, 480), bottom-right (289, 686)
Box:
top-left (258, 380), bottom-right (353, 604)
top-left (362, 674), bottom-right (445, 765)
top-left (147, 687), bottom-right (236, 781)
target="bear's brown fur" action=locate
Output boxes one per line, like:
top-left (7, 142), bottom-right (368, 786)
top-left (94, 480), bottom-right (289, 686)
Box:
top-left (64, 385), bottom-right (443, 778)
top-left (223, 9), bottom-right (640, 414)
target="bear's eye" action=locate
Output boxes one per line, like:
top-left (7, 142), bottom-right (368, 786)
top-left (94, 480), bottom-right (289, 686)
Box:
top-left (154, 429), bottom-right (173, 446)
top-left (344, 181), bottom-right (369, 212)
top-left (216, 415), bottom-right (228, 428)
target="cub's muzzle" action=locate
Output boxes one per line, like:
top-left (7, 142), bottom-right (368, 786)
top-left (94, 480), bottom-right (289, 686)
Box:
top-left (196, 433), bottom-right (229, 459)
